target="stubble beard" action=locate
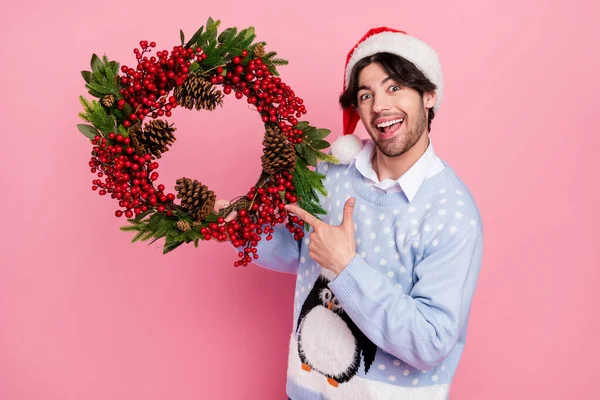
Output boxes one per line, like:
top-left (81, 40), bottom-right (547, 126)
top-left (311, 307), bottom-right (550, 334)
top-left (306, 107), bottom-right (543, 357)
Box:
top-left (370, 105), bottom-right (428, 158)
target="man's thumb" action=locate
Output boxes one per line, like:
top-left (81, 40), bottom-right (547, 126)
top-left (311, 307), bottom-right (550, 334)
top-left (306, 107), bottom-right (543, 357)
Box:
top-left (341, 197), bottom-right (356, 229)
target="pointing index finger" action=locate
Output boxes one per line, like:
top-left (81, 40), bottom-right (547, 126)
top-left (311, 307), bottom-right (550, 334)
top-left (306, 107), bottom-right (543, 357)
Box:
top-left (285, 203), bottom-right (323, 229)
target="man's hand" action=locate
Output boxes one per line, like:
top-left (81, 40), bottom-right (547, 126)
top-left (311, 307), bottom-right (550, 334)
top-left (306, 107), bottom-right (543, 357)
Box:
top-left (285, 198), bottom-right (357, 275)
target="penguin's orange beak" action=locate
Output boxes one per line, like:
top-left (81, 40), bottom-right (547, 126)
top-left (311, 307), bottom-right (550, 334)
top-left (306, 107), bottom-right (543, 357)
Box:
top-left (328, 302), bottom-right (333, 310)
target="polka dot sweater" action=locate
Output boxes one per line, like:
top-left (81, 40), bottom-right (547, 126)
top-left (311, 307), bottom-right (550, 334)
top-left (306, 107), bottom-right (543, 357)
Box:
top-left (250, 160), bottom-right (483, 400)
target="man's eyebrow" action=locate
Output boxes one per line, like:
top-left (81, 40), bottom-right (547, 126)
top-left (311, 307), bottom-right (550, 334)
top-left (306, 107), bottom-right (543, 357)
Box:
top-left (358, 76), bottom-right (392, 92)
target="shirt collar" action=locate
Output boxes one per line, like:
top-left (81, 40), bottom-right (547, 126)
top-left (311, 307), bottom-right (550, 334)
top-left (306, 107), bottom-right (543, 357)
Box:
top-left (351, 138), bottom-right (439, 202)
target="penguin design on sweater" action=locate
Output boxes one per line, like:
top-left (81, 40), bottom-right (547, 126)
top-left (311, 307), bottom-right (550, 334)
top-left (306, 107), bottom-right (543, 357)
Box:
top-left (296, 269), bottom-right (377, 387)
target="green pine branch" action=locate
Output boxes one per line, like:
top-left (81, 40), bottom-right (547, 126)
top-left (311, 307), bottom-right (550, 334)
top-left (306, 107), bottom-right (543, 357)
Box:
top-left (78, 96), bottom-right (116, 135)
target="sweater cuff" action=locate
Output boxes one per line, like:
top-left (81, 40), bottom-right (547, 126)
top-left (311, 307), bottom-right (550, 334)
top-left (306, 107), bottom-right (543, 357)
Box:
top-left (328, 254), bottom-right (375, 305)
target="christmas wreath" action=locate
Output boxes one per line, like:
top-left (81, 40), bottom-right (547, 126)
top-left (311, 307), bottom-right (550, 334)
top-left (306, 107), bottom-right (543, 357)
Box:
top-left (78, 18), bottom-right (338, 266)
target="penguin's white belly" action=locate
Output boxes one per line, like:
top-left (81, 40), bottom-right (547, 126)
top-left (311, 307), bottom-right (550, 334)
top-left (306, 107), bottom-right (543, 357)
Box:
top-left (299, 305), bottom-right (357, 376)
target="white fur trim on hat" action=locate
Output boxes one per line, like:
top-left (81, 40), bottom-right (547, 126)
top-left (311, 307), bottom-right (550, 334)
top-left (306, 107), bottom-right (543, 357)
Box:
top-left (331, 134), bottom-right (363, 164)
top-left (345, 32), bottom-right (443, 111)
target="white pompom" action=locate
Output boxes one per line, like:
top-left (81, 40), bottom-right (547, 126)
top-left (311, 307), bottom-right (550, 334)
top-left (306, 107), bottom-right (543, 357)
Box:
top-left (331, 134), bottom-right (364, 164)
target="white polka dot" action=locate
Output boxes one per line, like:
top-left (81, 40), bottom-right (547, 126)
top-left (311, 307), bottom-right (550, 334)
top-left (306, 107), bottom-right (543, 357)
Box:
top-left (326, 177), bottom-right (330, 183)
top-left (360, 205), bottom-right (367, 212)
top-left (360, 251), bottom-right (367, 258)
top-left (425, 203), bottom-right (432, 210)
top-left (470, 220), bottom-right (477, 226)
top-left (394, 253), bottom-right (400, 260)
top-left (456, 200), bottom-right (465, 206)
top-left (374, 246), bottom-right (381, 253)
top-left (379, 213), bottom-right (385, 221)
top-left (422, 370), bottom-right (428, 374)
top-left (400, 266), bottom-right (407, 273)
top-left (327, 204), bottom-right (332, 211)
top-left (412, 378), bottom-right (419, 385)
top-left (344, 181), bottom-right (350, 188)
top-left (397, 233), bottom-right (406, 241)
top-left (410, 218), bottom-right (418, 225)
top-left (388, 240), bottom-right (395, 247)
top-left (297, 274), bottom-right (303, 281)
top-left (356, 238), bottom-right (362, 245)
top-left (335, 172), bottom-right (340, 178)
top-left (301, 256), bottom-right (306, 264)
top-left (438, 209), bottom-right (446, 216)
top-left (449, 226), bottom-right (457, 234)
top-left (432, 375), bottom-right (439, 382)
top-left (436, 224), bottom-right (444, 231)
top-left (365, 219), bottom-right (372, 226)
top-left (335, 186), bottom-right (340, 193)
top-left (440, 198), bottom-right (448, 204)
top-left (404, 369), bottom-right (410, 376)
top-left (387, 270), bottom-right (394, 277)
top-left (455, 212), bottom-right (463, 219)
top-left (378, 364), bottom-right (386, 370)
top-left (388, 375), bottom-right (397, 382)
top-left (432, 239), bottom-right (439, 247)
top-left (344, 169), bottom-right (349, 176)
top-left (442, 364), bottom-right (446, 371)
top-left (295, 291), bottom-right (299, 297)
top-left (301, 287), bottom-right (305, 293)
top-left (305, 270), bottom-right (309, 276)
top-left (439, 189), bottom-right (447, 194)
top-left (392, 209), bottom-right (400, 215)
top-left (412, 241), bottom-right (420, 248)
top-left (424, 224), bottom-right (431, 232)
top-left (354, 223), bottom-right (358, 231)
top-left (337, 214), bottom-right (343, 222)
top-left (395, 221), bottom-right (402, 227)
top-left (402, 247), bottom-right (408, 254)
top-left (304, 238), bottom-right (310, 245)
top-left (335, 200), bottom-right (340, 206)
top-left (393, 359), bottom-right (401, 366)
top-left (383, 227), bottom-right (391, 234)
top-left (456, 190), bottom-right (464, 195)
top-left (411, 230), bottom-right (419, 237)
top-left (369, 232), bottom-right (376, 239)
top-left (408, 206), bottom-right (416, 213)
top-left (381, 259), bottom-right (388, 266)
top-left (329, 218), bottom-right (333, 224)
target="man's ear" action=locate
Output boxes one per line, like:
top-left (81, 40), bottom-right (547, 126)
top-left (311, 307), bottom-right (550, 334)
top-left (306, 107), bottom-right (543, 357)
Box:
top-left (423, 91), bottom-right (436, 109)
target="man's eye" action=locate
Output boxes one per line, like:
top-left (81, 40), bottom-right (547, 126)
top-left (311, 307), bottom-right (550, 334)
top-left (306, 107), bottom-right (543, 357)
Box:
top-left (359, 93), bottom-right (372, 101)
top-left (389, 85), bottom-right (400, 92)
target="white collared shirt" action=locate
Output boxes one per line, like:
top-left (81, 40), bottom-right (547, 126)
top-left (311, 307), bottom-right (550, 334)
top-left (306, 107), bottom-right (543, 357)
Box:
top-left (351, 139), bottom-right (446, 201)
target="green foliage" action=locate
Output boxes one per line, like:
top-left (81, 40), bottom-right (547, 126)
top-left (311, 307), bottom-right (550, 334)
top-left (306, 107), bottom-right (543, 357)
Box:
top-left (78, 96), bottom-right (116, 136)
top-left (292, 158), bottom-right (328, 230)
top-left (81, 54), bottom-right (121, 99)
top-left (181, 17), bottom-right (288, 76)
top-left (120, 210), bottom-right (205, 254)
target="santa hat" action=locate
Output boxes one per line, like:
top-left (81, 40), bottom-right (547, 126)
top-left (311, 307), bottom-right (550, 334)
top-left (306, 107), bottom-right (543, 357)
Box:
top-left (331, 27), bottom-right (444, 164)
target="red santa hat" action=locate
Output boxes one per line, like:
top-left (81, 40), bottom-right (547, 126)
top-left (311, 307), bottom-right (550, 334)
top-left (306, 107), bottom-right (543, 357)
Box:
top-left (331, 27), bottom-right (444, 163)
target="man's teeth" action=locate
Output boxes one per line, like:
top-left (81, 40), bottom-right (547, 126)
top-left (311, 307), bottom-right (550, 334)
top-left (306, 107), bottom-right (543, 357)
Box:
top-left (376, 118), bottom-right (404, 128)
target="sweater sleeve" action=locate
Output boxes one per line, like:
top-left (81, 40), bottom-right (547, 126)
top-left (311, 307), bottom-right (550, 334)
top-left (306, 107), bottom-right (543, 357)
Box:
top-left (242, 222), bottom-right (301, 275)
top-left (328, 227), bottom-right (483, 370)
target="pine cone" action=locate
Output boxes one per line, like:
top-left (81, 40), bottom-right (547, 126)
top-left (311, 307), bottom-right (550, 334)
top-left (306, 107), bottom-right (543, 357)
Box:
top-left (173, 74), bottom-right (224, 112)
top-left (174, 177), bottom-right (216, 222)
top-left (101, 94), bottom-right (115, 107)
top-left (253, 44), bottom-right (266, 58)
top-left (129, 120), bottom-right (176, 159)
top-left (176, 220), bottom-right (191, 232)
top-left (261, 124), bottom-right (297, 174)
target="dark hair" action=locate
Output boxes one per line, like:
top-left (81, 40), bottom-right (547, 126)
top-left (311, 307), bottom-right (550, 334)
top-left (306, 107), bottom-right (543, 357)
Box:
top-left (339, 52), bottom-right (437, 132)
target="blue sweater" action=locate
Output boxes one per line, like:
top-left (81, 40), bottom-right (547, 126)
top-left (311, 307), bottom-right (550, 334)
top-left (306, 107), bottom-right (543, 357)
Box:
top-left (248, 160), bottom-right (483, 400)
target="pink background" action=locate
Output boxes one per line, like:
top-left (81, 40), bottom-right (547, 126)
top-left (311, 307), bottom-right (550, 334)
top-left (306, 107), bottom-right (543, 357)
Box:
top-left (1, 0), bottom-right (599, 399)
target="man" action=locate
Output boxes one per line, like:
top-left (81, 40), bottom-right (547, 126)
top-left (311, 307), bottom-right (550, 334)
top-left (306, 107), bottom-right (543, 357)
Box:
top-left (219, 27), bottom-right (483, 400)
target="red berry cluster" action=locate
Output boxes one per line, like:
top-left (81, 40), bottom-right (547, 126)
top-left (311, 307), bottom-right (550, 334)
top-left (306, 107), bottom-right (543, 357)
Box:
top-left (89, 133), bottom-right (176, 217)
top-left (118, 41), bottom-right (203, 126)
top-left (211, 53), bottom-right (308, 144)
top-left (200, 170), bottom-right (305, 267)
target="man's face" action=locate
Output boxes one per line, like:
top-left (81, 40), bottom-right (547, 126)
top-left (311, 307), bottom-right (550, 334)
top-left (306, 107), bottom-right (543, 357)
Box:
top-left (356, 62), bottom-right (432, 157)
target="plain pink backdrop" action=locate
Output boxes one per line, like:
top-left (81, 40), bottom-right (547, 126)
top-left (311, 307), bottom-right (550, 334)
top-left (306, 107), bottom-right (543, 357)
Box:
top-left (1, 0), bottom-right (599, 399)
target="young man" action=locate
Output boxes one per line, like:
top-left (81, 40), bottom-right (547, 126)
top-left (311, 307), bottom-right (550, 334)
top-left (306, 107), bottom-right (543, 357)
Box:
top-left (220, 27), bottom-right (483, 400)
